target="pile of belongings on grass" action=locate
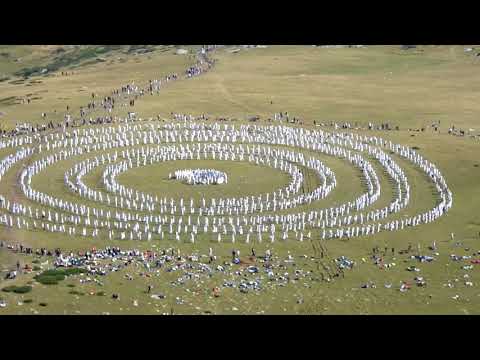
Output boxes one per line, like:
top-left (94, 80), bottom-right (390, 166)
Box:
top-left (412, 255), bottom-right (435, 262)
top-left (239, 279), bottom-right (262, 293)
top-left (399, 281), bottom-right (411, 292)
top-left (406, 266), bottom-right (421, 272)
top-left (39, 244), bottom-right (322, 295)
top-left (335, 256), bottom-right (355, 269)
top-left (414, 276), bottom-right (427, 287)
top-left (450, 254), bottom-right (472, 261)
top-left (4, 271), bottom-right (17, 280)
top-left (361, 281), bottom-right (377, 289)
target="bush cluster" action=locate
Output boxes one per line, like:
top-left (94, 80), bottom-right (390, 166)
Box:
top-left (34, 268), bottom-right (86, 285)
top-left (69, 290), bottom-right (84, 296)
top-left (2, 285), bottom-right (32, 294)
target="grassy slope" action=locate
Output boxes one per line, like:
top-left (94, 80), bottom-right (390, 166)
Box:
top-left (0, 45), bottom-right (193, 126)
top-left (1, 45), bottom-right (480, 314)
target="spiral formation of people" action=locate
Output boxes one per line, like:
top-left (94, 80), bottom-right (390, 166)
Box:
top-left (5, 122), bottom-right (452, 244)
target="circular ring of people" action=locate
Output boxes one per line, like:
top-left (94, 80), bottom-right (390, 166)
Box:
top-left (0, 116), bottom-right (453, 245)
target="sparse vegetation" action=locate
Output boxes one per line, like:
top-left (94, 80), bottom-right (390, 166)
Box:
top-left (69, 290), bottom-right (85, 296)
top-left (0, 96), bottom-right (18, 105)
top-left (12, 45), bottom-right (126, 78)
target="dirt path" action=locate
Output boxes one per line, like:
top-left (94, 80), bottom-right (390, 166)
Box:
top-left (213, 75), bottom-right (254, 113)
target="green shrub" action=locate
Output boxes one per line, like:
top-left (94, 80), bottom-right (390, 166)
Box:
top-left (34, 274), bottom-right (64, 285)
top-left (39, 302), bottom-right (47, 307)
top-left (2, 285), bottom-right (32, 294)
top-left (66, 284), bottom-right (76, 288)
top-left (41, 268), bottom-right (85, 277)
top-left (32, 260), bottom-right (40, 264)
top-left (13, 286), bottom-right (32, 294)
top-left (8, 79), bottom-right (25, 85)
top-left (34, 268), bottom-right (85, 285)
top-left (40, 269), bottom-right (65, 276)
top-left (2, 286), bottom-right (17, 293)
top-left (14, 66), bottom-right (43, 78)
top-left (23, 299), bottom-right (33, 304)
top-left (63, 268), bottom-right (86, 276)
top-left (69, 290), bottom-right (84, 296)
top-left (33, 266), bottom-right (41, 271)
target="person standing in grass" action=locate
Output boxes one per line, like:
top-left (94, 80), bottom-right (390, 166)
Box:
top-left (209, 247), bottom-right (215, 263)
top-left (266, 249), bottom-right (271, 260)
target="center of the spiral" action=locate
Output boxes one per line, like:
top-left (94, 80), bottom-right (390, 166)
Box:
top-left (169, 169), bottom-right (228, 185)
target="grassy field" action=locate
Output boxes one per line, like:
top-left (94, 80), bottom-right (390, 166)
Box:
top-left (0, 45), bottom-right (480, 315)
top-left (0, 45), bottom-right (194, 127)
